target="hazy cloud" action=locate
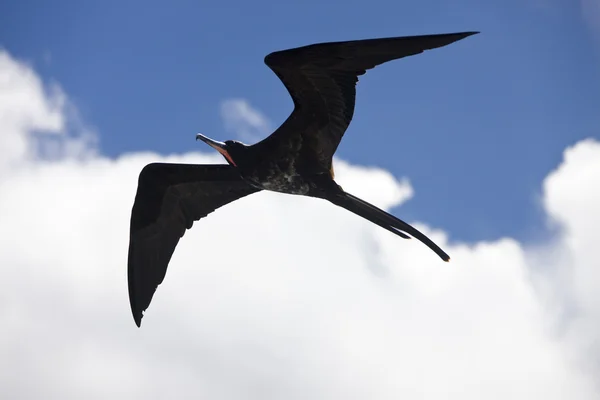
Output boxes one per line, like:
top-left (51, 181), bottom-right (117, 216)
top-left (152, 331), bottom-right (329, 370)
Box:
top-left (534, 0), bottom-right (600, 39)
top-left (581, 0), bottom-right (600, 37)
top-left (0, 52), bottom-right (64, 174)
top-left (220, 98), bottom-right (272, 142)
top-left (1, 49), bottom-right (599, 399)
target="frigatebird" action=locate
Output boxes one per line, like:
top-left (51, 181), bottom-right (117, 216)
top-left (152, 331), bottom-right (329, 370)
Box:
top-left (128, 31), bottom-right (478, 326)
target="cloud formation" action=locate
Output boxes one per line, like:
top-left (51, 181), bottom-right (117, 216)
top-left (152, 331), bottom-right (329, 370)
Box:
top-left (0, 52), bottom-right (64, 174)
top-left (220, 98), bottom-right (272, 142)
top-left (1, 49), bottom-right (599, 399)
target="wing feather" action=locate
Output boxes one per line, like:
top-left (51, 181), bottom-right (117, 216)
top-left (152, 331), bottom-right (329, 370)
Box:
top-left (127, 163), bottom-right (260, 326)
top-left (260, 32), bottom-right (478, 171)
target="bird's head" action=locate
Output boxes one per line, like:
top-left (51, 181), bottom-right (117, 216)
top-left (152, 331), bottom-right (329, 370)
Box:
top-left (195, 133), bottom-right (248, 167)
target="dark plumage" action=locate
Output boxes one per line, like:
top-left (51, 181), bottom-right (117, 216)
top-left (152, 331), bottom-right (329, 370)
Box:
top-left (128, 31), bottom-right (479, 327)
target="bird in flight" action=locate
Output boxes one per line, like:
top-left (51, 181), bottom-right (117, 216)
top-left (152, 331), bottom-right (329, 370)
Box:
top-left (128, 31), bottom-right (479, 327)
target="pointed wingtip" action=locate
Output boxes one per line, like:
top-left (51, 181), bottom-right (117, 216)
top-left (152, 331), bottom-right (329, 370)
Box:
top-left (422, 31), bottom-right (479, 53)
top-left (446, 31), bottom-right (479, 42)
top-left (133, 312), bottom-right (143, 328)
top-left (129, 289), bottom-right (143, 327)
top-left (454, 31), bottom-right (480, 41)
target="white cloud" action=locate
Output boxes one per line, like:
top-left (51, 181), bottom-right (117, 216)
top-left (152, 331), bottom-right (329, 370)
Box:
top-left (0, 51), bottom-right (97, 178)
top-left (1, 49), bottom-right (599, 399)
top-left (220, 98), bottom-right (272, 142)
top-left (540, 138), bottom-right (600, 373)
top-left (0, 51), bottom-right (64, 174)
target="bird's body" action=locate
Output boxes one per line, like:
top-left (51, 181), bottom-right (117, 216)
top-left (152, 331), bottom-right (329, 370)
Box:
top-left (232, 144), bottom-right (316, 195)
top-left (128, 31), bottom-right (479, 326)
top-left (217, 140), bottom-right (335, 196)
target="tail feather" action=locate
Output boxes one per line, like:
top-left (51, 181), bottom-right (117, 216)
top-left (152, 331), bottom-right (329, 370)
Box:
top-left (329, 191), bottom-right (450, 262)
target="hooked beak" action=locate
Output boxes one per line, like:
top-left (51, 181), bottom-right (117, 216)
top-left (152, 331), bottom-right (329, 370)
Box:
top-left (195, 133), bottom-right (236, 166)
top-left (196, 133), bottom-right (226, 151)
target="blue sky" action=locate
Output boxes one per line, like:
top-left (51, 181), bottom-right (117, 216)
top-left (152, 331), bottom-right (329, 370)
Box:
top-left (3, 2), bottom-right (600, 396)
top-left (2, 0), bottom-right (598, 243)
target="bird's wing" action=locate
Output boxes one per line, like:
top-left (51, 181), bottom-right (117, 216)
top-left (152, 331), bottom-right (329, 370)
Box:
top-left (127, 163), bottom-right (261, 326)
top-left (260, 32), bottom-right (478, 172)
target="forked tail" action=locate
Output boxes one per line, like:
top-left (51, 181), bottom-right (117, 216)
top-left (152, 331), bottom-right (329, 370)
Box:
top-left (328, 191), bottom-right (450, 262)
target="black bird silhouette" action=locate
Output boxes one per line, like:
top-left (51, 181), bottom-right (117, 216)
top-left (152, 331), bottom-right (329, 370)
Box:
top-left (128, 31), bottom-right (478, 326)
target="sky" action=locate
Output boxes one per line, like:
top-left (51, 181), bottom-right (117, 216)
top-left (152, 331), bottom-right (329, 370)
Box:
top-left (1, 0), bottom-right (599, 243)
top-left (1, 0), bottom-right (599, 399)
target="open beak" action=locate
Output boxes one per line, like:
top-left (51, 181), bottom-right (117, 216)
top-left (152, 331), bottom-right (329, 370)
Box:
top-left (196, 133), bottom-right (236, 166)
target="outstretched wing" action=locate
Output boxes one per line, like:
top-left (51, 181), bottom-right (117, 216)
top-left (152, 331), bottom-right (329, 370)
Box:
top-left (259, 32), bottom-right (478, 173)
top-left (127, 163), bottom-right (261, 327)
